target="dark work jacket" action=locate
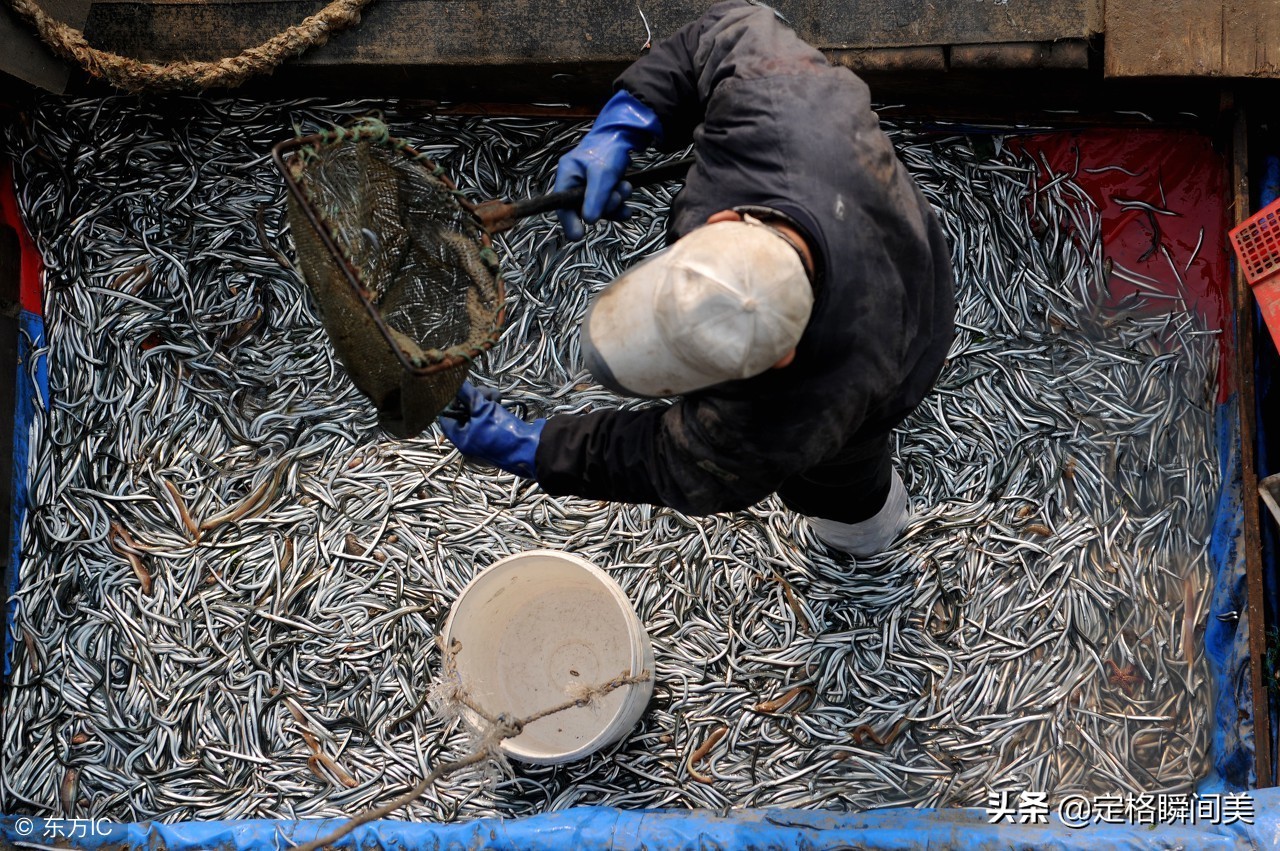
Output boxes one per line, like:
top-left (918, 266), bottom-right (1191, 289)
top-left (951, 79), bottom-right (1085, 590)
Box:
top-left (534, 0), bottom-right (955, 516)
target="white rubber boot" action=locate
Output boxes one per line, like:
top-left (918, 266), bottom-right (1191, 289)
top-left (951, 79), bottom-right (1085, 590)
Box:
top-left (808, 468), bottom-right (909, 557)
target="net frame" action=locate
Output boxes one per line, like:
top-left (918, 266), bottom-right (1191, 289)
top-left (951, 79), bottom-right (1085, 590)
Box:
top-left (272, 122), bottom-right (507, 380)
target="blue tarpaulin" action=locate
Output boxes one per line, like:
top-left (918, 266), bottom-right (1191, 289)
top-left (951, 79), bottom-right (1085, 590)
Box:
top-left (1206, 398), bottom-right (1260, 791)
top-left (3, 794), bottom-right (1280, 850)
top-left (3, 308), bottom-right (46, 679)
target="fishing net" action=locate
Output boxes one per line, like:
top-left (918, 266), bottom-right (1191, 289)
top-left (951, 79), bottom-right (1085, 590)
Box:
top-left (274, 119), bottom-right (504, 438)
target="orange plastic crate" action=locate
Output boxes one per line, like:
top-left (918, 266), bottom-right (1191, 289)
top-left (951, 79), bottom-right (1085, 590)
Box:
top-left (1230, 198), bottom-right (1280, 285)
top-left (1229, 197), bottom-right (1280, 353)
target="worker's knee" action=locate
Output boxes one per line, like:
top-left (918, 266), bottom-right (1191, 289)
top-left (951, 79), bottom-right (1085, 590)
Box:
top-left (804, 468), bottom-right (909, 557)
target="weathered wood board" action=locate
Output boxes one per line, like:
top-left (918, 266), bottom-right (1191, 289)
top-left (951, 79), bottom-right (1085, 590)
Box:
top-left (60, 0), bottom-right (1103, 98)
top-left (77, 0), bottom-right (1100, 66)
top-left (1106, 0), bottom-right (1280, 78)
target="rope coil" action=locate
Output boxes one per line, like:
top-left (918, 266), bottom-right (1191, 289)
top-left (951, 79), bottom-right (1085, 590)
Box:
top-left (7, 0), bottom-right (376, 92)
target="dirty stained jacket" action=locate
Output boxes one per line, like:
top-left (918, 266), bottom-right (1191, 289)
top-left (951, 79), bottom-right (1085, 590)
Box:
top-left (533, 0), bottom-right (956, 516)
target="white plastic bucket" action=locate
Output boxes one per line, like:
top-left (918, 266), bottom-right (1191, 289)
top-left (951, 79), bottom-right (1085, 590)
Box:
top-left (440, 549), bottom-right (655, 764)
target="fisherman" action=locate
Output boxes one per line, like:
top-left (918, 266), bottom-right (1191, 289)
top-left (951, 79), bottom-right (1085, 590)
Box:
top-left (440, 0), bottom-right (955, 557)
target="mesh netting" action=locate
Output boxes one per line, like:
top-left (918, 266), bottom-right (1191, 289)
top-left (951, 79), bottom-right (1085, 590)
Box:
top-left (278, 120), bottom-right (504, 437)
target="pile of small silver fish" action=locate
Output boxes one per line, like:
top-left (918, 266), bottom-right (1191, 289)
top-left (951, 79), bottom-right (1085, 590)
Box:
top-left (1, 98), bottom-right (1217, 823)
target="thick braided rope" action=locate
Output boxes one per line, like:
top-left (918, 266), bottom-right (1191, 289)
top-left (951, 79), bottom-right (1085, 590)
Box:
top-left (8, 0), bottom-right (376, 93)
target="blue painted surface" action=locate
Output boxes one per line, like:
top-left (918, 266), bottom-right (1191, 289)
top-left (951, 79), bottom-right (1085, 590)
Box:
top-left (3, 309), bottom-right (46, 678)
top-left (3, 793), bottom-right (1280, 851)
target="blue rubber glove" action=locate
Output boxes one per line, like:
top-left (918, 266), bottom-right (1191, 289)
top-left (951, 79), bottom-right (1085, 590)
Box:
top-left (555, 89), bottom-right (663, 240)
top-left (438, 382), bottom-right (546, 479)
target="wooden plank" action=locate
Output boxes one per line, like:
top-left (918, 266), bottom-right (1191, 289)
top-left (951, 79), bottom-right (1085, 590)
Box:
top-left (772, 0), bottom-right (1100, 49)
top-left (1106, 0), bottom-right (1280, 78)
top-left (0, 222), bottom-right (18, 661)
top-left (951, 40), bottom-right (1090, 71)
top-left (79, 0), bottom-right (1100, 66)
top-left (1105, 0), bottom-right (1220, 77)
top-left (1230, 100), bottom-right (1274, 788)
top-left (0, 0), bottom-right (92, 93)
top-left (1225, 2), bottom-right (1280, 77)
top-left (827, 47), bottom-right (946, 74)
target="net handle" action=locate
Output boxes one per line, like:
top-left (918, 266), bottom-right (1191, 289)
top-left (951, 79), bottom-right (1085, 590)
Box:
top-left (475, 157), bottom-right (695, 233)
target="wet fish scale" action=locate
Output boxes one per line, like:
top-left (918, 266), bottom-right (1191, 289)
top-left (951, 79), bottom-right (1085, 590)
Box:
top-left (1, 98), bottom-right (1214, 822)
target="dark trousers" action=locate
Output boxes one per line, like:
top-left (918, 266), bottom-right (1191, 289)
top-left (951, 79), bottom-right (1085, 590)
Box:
top-left (776, 433), bottom-right (893, 524)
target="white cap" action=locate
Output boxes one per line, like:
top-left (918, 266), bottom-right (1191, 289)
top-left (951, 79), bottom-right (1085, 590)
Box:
top-left (581, 217), bottom-right (813, 397)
